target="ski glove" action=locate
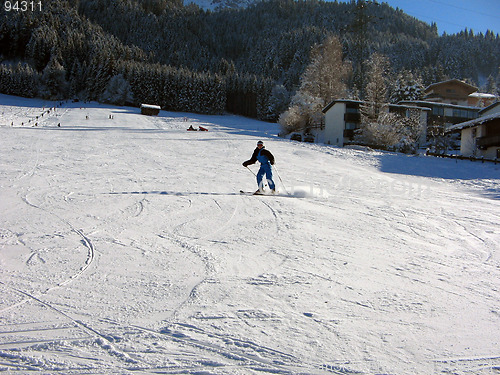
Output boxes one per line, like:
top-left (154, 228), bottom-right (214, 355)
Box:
top-left (242, 161), bottom-right (250, 167)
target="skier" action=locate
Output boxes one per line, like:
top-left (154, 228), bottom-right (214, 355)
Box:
top-left (242, 140), bottom-right (276, 194)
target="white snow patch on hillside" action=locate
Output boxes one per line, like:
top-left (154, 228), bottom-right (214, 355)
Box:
top-left (1, 94), bottom-right (499, 374)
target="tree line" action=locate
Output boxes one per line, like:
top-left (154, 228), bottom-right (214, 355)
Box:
top-left (0, 0), bottom-right (499, 120)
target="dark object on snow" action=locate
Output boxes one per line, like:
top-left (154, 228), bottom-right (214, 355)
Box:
top-left (140, 104), bottom-right (161, 116)
top-left (303, 134), bottom-right (315, 143)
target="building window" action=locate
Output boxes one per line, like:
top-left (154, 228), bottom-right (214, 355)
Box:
top-left (452, 109), bottom-right (471, 119)
top-left (345, 122), bottom-right (357, 130)
top-left (432, 106), bottom-right (444, 116)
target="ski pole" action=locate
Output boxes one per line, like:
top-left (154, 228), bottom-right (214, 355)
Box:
top-left (246, 166), bottom-right (268, 189)
top-left (245, 166), bottom-right (256, 177)
top-left (273, 164), bottom-right (290, 195)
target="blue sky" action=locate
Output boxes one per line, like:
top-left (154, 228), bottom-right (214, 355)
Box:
top-left (341, 0), bottom-right (500, 35)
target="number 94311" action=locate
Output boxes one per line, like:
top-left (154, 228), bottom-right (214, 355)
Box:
top-left (4, 1), bottom-right (42, 11)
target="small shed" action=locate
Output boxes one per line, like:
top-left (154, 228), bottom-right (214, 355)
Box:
top-left (140, 104), bottom-right (161, 116)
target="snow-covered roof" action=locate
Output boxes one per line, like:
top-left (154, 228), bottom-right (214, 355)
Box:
top-left (479, 101), bottom-right (500, 115)
top-left (425, 79), bottom-right (477, 93)
top-left (322, 99), bottom-right (362, 113)
top-left (388, 103), bottom-right (431, 111)
top-left (140, 104), bottom-right (161, 110)
top-left (398, 100), bottom-right (480, 110)
top-left (469, 92), bottom-right (497, 99)
top-left (323, 99), bottom-right (431, 114)
top-left (447, 112), bottom-right (500, 132)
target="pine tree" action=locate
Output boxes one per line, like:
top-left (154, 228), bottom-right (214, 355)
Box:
top-left (39, 55), bottom-right (68, 100)
top-left (390, 70), bottom-right (424, 103)
top-left (266, 84), bottom-right (291, 122)
top-left (485, 74), bottom-right (497, 96)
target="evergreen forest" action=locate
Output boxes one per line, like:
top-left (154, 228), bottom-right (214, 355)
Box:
top-left (1, 0), bottom-right (499, 120)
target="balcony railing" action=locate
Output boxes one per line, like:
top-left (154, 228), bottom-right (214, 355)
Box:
top-left (476, 135), bottom-right (500, 150)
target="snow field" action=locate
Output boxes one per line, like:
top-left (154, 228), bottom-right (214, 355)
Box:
top-left (0, 94), bottom-right (499, 374)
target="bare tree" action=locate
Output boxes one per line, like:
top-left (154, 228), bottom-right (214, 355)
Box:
top-left (359, 53), bottom-right (423, 153)
top-left (300, 34), bottom-right (352, 105)
top-left (359, 53), bottom-right (390, 144)
top-left (360, 53), bottom-right (389, 120)
top-left (280, 35), bottom-right (351, 135)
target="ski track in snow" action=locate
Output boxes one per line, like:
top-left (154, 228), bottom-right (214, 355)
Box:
top-left (0, 94), bottom-right (500, 374)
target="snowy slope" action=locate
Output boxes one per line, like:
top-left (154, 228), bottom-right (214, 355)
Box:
top-left (1, 94), bottom-right (499, 374)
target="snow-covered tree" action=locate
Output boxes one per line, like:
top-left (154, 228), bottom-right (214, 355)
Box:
top-left (360, 111), bottom-right (401, 147)
top-left (1, 0), bottom-right (499, 117)
top-left (427, 117), bottom-right (456, 154)
top-left (484, 74), bottom-right (498, 96)
top-left (299, 35), bottom-right (352, 105)
top-left (278, 91), bottom-right (323, 134)
top-left (279, 35), bottom-right (351, 134)
top-left (394, 108), bottom-right (424, 154)
top-left (100, 74), bottom-right (134, 106)
top-left (360, 52), bottom-right (389, 124)
top-left (39, 55), bottom-right (68, 100)
top-left (360, 54), bottom-right (423, 153)
top-left (390, 70), bottom-right (424, 103)
top-left (266, 84), bottom-right (291, 122)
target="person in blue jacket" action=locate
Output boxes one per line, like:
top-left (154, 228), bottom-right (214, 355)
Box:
top-left (242, 140), bottom-right (276, 194)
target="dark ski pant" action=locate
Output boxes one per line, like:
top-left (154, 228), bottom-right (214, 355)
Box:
top-left (257, 163), bottom-right (275, 190)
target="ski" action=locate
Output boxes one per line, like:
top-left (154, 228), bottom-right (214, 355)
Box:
top-left (239, 190), bottom-right (298, 198)
top-left (240, 190), bottom-right (274, 196)
top-left (240, 190), bottom-right (260, 195)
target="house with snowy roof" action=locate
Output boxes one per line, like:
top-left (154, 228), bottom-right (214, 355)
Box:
top-left (398, 100), bottom-right (480, 131)
top-left (321, 99), bottom-right (429, 147)
top-left (422, 79), bottom-right (497, 107)
top-left (448, 102), bottom-right (500, 159)
top-left (424, 79), bottom-right (478, 106)
top-left (398, 79), bottom-right (486, 137)
top-left (321, 81), bottom-right (496, 148)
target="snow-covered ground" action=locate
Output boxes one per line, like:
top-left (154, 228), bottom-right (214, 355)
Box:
top-left (1, 94), bottom-right (499, 374)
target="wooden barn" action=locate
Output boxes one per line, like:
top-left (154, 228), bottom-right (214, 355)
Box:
top-left (140, 104), bottom-right (161, 116)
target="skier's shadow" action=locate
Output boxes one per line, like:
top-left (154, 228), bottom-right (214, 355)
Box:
top-left (108, 191), bottom-right (240, 196)
top-left (107, 191), bottom-right (297, 198)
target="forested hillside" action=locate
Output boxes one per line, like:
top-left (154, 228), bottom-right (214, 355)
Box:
top-left (1, 0), bottom-right (499, 119)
